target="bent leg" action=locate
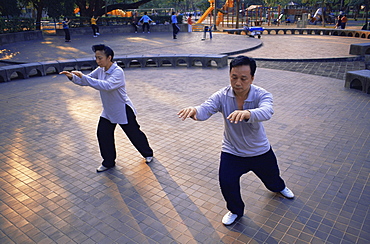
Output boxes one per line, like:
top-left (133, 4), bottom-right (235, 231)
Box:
top-left (119, 105), bottom-right (153, 158)
top-left (219, 152), bottom-right (248, 216)
top-left (252, 148), bottom-right (286, 192)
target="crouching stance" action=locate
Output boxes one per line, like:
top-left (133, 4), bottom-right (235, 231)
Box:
top-left (178, 56), bottom-right (294, 226)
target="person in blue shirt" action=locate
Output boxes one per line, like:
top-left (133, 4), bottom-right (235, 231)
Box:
top-left (60, 44), bottom-right (154, 172)
top-left (171, 12), bottom-right (180, 39)
top-left (178, 56), bottom-right (294, 226)
top-left (62, 17), bottom-right (71, 42)
top-left (139, 12), bottom-right (153, 33)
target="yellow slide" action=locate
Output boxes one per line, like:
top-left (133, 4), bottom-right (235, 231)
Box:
top-left (196, 0), bottom-right (233, 25)
top-left (196, 5), bottom-right (214, 24)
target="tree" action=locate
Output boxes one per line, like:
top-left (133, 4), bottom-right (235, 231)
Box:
top-left (0, 0), bottom-right (21, 17)
top-left (46, 0), bottom-right (75, 19)
top-left (18, 0), bottom-right (47, 30)
top-left (75, 0), bottom-right (155, 17)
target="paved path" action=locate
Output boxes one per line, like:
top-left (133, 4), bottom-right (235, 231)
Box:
top-left (0, 30), bottom-right (369, 244)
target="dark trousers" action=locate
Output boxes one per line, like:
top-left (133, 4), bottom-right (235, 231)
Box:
top-left (219, 148), bottom-right (285, 216)
top-left (172, 23), bottom-right (180, 37)
top-left (97, 105), bottom-right (153, 168)
top-left (64, 29), bottom-right (70, 41)
top-left (142, 23), bottom-right (150, 32)
top-left (92, 24), bottom-right (99, 35)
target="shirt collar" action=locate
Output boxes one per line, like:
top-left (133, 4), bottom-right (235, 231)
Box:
top-left (104, 62), bottom-right (117, 74)
top-left (227, 85), bottom-right (255, 101)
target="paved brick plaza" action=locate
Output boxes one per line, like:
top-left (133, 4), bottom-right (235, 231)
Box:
top-left (0, 31), bottom-right (369, 243)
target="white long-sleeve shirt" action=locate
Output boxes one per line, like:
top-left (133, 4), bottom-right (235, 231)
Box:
top-left (195, 84), bottom-right (273, 157)
top-left (71, 62), bottom-right (135, 124)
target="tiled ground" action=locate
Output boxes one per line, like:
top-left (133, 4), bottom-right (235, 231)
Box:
top-left (0, 65), bottom-right (369, 243)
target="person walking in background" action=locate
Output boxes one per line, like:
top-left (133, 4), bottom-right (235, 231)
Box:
top-left (187, 14), bottom-right (194, 32)
top-left (178, 56), bottom-right (294, 226)
top-left (340, 15), bottom-right (348, 29)
top-left (59, 44), bottom-right (154, 172)
top-left (91, 16), bottom-right (100, 37)
top-left (335, 15), bottom-right (342, 29)
top-left (139, 12), bottom-right (152, 33)
top-left (62, 17), bottom-right (71, 42)
top-left (171, 12), bottom-right (180, 39)
top-left (131, 12), bottom-right (139, 33)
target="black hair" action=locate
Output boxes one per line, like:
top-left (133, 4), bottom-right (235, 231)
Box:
top-left (230, 55), bottom-right (257, 77)
top-left (92, 44), bottom-right (114, 61)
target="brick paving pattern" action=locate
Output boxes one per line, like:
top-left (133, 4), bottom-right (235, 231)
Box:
top-left (0, 30), bottom-right (369, 243)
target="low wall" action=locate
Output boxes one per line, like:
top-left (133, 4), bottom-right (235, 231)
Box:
top-left (56, 24), bottom-right (188, 36)
top-left (0, 31), bottom-right (43, 45)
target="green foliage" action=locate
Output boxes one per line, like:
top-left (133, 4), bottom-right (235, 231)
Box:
top-left (46, 0), bottom-right (75, 19)
top-left (0, 17), bottom-right (35, 34)
top-left (67, 15), bottom-right (182, 28)
top-left (0, 0), bottom-right (21, 17)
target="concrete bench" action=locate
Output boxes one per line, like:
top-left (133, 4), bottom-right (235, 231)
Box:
top-left (349, 43), bottom-right (370, 56)
top-left (345, 70), bottom-right (370, 94)
top-left (0, 54), bottom-right (228, 82)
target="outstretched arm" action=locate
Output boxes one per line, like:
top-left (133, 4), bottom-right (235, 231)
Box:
top-left (178, 107), bottom-right (197, 121)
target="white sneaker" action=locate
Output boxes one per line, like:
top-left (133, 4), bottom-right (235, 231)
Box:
top-left (280, 187), bottom-right (294, 199)
top-left (96, 165), bottom-right (110, 172)
top-left (222, 211), bottom-right (239, 225)
top-left (145, 157), bottom-right (153, 163)
top-left (96, 33), bottom-right (100, 35)
top-left (93, 35), bottom-right (97, 37)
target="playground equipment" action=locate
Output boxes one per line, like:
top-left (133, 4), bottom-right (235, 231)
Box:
top-left (243, 26), bottom-right (264, 38)
top-left (196, 0), bottom-right (233, 26)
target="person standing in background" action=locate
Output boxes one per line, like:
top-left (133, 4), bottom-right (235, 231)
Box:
top-left (91, 16), bottom-right (100, 37)
top-left (187, 14), bottom-right (194, 32)
top-left (340, 15), bottom-right (348, 29)
top-left (171, 12), bottom-right (180, 39)
top-left (139, 12), bottom-right (152, 33)
top-left (62, 17), bottom-right (71, 42)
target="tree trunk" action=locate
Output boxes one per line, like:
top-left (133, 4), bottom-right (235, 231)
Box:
top-left (94, 0), bottom-right (153, 17)
top-left (235, 0), bottom-right (240, 29)
top-left (35, 3), bottom-right (44, 30)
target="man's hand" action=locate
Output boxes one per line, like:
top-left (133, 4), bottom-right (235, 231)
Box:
top-left (178, 107), bottom-right (197, 121)
top-left (59, 71), bottom-right (73, 79)
top-left (227, 110), bottom-right (251, 124)
top-left (71, 71), bottom-right (83, 78)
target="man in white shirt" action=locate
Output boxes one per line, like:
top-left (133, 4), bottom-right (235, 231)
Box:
top-left (178, 56), bottom-right (294, 226)
top-left (60, 44), bottom-right (153, 172)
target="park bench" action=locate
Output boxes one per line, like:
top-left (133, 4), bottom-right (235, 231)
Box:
top-left (0, 54), bottom-right (228, 82)
top-left (344, 43), bottom-right (370, 94)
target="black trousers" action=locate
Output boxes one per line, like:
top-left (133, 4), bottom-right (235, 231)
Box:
top-left (219, 148), bottom-right (286, 216)
top-left (97, 105), bottom-right (153, 168)
top-left (91, 24), bottom-right (99, 35)
top-left (64, 29), bottom-right (70, 41)
top-left (142, 23), bottom-right (150, 32)
top-left (172, 23), bottom-right (180, 37)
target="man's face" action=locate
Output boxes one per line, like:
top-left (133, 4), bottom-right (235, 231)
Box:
top-left (95, 50), bottom-right (111, 69)
top-left (230, 65), bottom-right (254, 95)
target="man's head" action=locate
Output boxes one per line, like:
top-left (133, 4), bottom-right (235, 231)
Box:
top-left (229, 56), bottom-right (256, 96)
top-left (229, 55), bottom-right (256, 77)
top-left (92, 44), bottom-right (114, 68)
